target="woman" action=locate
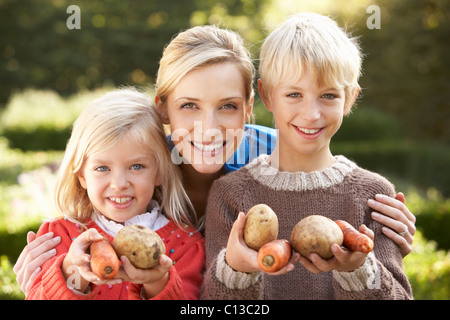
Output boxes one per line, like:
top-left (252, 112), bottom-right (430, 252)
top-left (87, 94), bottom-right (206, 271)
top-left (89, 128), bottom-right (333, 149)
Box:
top-left (14, 25), bottom-right (416, 297)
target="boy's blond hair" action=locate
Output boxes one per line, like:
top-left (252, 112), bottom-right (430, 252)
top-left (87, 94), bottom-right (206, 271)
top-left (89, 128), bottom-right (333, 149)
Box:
top-left (54, 88), bottom-right (196, 229)
top-left (259, 12), bottom-right (362, 114)
top-left (156, 25), bottom-right (255, 105)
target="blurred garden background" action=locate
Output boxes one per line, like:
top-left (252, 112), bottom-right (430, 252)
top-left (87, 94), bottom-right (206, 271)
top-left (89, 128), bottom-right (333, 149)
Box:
top-left (1, 0), bottom-right (449, 299)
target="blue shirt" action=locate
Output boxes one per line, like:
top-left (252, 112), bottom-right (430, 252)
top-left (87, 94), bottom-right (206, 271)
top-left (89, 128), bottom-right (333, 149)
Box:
top-left (167, 124), bottom-right (277, 173)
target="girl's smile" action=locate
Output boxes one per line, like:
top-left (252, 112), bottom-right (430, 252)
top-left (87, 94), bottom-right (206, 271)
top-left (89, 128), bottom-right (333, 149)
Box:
top-left (78, 136), bottom-right (160, 223)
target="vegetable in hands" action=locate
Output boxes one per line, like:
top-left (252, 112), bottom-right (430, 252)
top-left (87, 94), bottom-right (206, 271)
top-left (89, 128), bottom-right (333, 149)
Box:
top-left (334, 220), bottom-right (374, 253)
top-left (257, 239), bottom-right (292, 273)
top-left (90, 235), bottom-right (120, 280)
top-left (243, 204), bottom-right (279, 251)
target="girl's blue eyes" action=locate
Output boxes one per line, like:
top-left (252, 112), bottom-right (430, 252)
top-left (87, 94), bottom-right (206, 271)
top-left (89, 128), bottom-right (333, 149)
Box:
top-left (95, 164), bottom-right (144, 172)
top-left (131, 164), bottom-right (144, 170)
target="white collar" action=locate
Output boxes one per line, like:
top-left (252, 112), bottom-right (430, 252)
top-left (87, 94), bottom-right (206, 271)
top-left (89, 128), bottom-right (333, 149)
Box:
top-left (94, 200), bottom-right (169, 237)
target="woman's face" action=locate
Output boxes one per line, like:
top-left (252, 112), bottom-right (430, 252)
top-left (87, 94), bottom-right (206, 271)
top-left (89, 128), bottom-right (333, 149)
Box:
top-left (159, 62), bottom-right (253, 174)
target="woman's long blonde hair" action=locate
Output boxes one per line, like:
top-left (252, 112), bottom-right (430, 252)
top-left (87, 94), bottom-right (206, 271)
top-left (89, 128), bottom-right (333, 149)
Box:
top-left (156, 25), bottom-right (255, 105)
top-left (54, 87), bottom-right (197, 229)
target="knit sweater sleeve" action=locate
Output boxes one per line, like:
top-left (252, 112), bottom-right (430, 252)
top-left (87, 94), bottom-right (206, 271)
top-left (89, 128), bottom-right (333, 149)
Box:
top-left (332, 168), bottom-right (413, 300)
top-left (200, 171), bottom-right (263, 300)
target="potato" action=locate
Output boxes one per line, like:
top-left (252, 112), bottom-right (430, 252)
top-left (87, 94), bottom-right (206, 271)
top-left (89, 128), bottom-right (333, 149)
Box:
top-left (113, 224), bottom-right (166, 269)
top-left (290, 215), bottom-right (343, 259)
top-left (243, 204), bottom-right (278, 250)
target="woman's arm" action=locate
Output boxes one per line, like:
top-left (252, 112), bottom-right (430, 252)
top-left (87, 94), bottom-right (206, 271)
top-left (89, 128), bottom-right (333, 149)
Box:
top-left (13, 231), bottom-right (61, 296)
top-left (368, 192), bottom-right (416, 257)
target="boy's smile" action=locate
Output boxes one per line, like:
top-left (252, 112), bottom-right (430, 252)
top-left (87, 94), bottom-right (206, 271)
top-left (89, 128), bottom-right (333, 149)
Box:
top-left (259, 66), bottom-right (348, 172)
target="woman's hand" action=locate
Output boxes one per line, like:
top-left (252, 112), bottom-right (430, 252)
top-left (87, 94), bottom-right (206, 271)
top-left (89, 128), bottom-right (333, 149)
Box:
top-left (13, 231), bottom-right (61, 296)
top-left (368, 192), bottom-right (416, 257)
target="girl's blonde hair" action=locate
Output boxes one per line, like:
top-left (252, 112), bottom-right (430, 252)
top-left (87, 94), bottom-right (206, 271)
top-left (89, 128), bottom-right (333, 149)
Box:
top-left (156, 25), bottom-right (255, 105)
top-left (259, 12), bottom-right (362, 114)
top-left (54, 87), bottom-right (196, 229)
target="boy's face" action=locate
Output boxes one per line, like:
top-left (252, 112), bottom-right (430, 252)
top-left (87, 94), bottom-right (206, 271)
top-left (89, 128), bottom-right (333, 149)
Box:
top-left (259, 67), bottom-right (346, 172)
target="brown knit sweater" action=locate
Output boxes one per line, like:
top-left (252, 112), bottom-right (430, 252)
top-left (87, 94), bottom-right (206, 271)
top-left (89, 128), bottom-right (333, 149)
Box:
top-left (200, 155), bottom-right (413, 300)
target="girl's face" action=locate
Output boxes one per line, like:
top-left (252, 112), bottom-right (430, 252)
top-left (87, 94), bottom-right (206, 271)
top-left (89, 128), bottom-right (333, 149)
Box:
top-left (260, 67), bottom-right (347, 172)
top-left (78, 137), bottom-right (160, 223)
top-left (159, 62), bottom-right (253, 174)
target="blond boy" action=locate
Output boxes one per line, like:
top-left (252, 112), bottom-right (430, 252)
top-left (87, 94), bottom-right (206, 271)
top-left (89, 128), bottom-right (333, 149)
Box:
top-left (201, 12), bottom-right (413, 300)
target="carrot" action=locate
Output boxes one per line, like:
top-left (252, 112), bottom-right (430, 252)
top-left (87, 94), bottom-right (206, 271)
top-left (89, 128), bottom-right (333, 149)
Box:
top-left (257, 239), bottom-right (292, 273)
top-left (90, 235), bottom-right (120, 280)
top-left (334, 220), bottom-right (374, 253)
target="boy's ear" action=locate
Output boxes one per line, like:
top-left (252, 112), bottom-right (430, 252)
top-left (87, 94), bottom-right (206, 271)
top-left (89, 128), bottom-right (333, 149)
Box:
top-left (344, 87), bottom-right (360, 115)
top-left (155, 96), bottom-right (170, 124)
top-left (257, 79), bottom-right (272, 112)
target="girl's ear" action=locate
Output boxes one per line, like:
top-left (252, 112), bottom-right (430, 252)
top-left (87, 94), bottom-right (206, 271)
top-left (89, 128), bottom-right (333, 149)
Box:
top-left (258, 79), bottom-right (272, 112)
top-left (78, 172), bottom-right (87, 189)
top-left (155, 96), bottom-right (170, 124)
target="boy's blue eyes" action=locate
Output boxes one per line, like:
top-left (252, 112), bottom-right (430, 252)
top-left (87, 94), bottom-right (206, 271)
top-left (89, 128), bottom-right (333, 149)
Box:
top-left (287, 93), bottom-right (338, 99)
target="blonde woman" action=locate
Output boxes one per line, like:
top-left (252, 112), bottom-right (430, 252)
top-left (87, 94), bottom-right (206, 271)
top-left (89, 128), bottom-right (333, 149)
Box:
top-left (26, 88), bottom-right (204, 300)
top-left (15, 25), bottom-right (415, 297)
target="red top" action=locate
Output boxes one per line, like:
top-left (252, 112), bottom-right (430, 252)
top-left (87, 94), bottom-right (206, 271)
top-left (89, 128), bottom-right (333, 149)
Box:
top-left (27, 217), bottom-right (204, 300)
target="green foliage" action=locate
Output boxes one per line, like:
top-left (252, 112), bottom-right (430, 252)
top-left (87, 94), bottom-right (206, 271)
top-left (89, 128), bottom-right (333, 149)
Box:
top-left (0, 255), bottom-right (24, 300)
top-left (404, 231), bottom-right (450, 300)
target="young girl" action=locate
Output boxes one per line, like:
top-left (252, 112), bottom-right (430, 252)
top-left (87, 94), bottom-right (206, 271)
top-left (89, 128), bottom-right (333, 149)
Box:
top-left (201, 13), bottom-right (413, 300)
top-left (26, 88), bottom-right (204, 300)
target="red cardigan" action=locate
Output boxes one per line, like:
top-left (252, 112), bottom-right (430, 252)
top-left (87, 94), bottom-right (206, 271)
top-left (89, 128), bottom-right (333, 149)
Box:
top-left (26, 217), bottom-right (204, 300)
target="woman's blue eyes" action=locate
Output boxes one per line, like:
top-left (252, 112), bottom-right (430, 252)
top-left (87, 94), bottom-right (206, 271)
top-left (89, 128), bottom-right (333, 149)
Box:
top-left (180, 103), bottom-right (238, 110)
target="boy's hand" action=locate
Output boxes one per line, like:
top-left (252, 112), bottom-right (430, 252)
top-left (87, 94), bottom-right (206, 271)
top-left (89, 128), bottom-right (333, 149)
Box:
top-left (225, 212), bottom-right (298, 275)
top-left (225, 212), bottom-right (260, 273)
top-left (299, 224), bottom-right (374, 273)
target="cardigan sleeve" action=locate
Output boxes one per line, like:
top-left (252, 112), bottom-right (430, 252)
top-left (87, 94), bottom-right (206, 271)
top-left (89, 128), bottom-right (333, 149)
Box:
top-left (26, 220), bottom-right (100, 300)
top-left (134, 222), bottom-right (205, 300)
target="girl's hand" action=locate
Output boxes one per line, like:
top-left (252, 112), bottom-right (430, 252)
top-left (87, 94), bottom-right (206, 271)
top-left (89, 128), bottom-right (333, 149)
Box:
top-left (13, 231), bottom-right (61, 296)
top-left (225, 212), bottom-right (298, 274)
top-left (299, 225), bottom-right (374, 273)
top-left (62, 228), bottom-right (121, 292)
top-left (118, 254), bottom-right (172, 298)
top-left (369, 192), bottom-right (416, 257)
